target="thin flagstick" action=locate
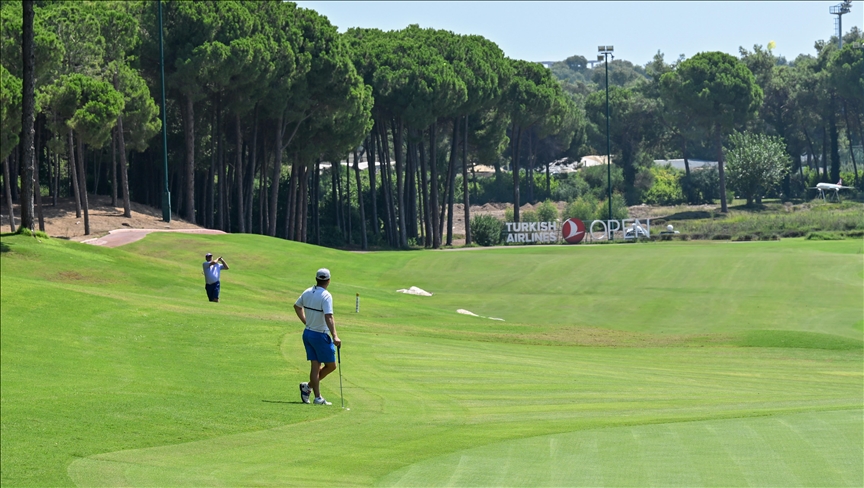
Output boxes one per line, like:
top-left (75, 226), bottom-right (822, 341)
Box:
top-left (337, 345), bottom-right (344, 408)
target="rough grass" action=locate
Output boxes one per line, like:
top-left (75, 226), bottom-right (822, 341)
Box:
top-left (652, 201), bottom-right (864, 241)
top-left (1, 233), bottom-right (862, 486)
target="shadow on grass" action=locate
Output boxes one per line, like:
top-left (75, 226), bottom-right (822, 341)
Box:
top-left (1, 241), bottom-right (10, 253)
top-left (262, 399), bottom-right (305, 405)
top-left (727, 203), bottom-right (774, 213)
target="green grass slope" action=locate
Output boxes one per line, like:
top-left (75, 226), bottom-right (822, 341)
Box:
top-left (1, 233), bottom-right (861, 486)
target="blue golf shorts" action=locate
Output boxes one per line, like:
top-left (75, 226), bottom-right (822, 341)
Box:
top-left (205, 281), bottom-right (220, 301)
top-left (303, 328), bottom-right (336, 364)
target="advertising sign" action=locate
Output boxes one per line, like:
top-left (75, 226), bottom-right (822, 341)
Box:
top-left (562, 218), bottom-right (586, 244)
top-left (504, 221), bottom-right (559, 243)
top-left (503, 218), bottom-right (651, 244)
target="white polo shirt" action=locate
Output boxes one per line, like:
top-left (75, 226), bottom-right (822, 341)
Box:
top-left (295, 286), bottom-right (333, 333)
top-left (203, 262), bottom-right (224, 284)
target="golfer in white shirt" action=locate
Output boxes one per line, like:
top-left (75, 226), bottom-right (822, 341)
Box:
top-left (294, 268), bottom-right (341, 405)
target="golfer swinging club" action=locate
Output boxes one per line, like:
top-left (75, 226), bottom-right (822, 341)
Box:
top-left (203, 253), bottom-right (229, 302)
top-left (294, 268), bottom-right (341, 405)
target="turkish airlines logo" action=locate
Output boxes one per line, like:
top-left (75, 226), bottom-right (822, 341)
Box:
top-left (562, 218), bottom-right (586, 244)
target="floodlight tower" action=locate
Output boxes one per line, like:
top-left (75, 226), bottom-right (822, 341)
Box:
top-left (830, 0), bottom-right (852, 49)
top-left (598, 45), bottom-right (614, 229)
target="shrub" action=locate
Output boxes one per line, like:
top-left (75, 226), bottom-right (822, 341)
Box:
top-left (470, 214), bottom-right (504, 246)
top-left (683, 167), bottom-right (720, 204)
top-left (643, 165), bottom-right (685, 205)
top-left (598, 193), bottom-right (630, 220)
top-left (806, 231), bottom-right (845, 240)
top-left (724, 131), bottom-right (790, 206)
top-left (552, 173), bottom-right (590, 201)
top-left (582, 165), bottom-right (624, 200)
top-left (563, 194), bottom-right (598, 222)
top-left (535, 200), bottom-right (559, 222)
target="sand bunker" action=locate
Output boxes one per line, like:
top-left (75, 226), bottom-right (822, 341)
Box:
top-left (457, 309), bottom-right (505, 321)
top-left (396, 286), bottom-right (433, 296)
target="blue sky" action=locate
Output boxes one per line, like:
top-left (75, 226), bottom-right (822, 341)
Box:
top-left (295, 1), bottom-right (863, 66)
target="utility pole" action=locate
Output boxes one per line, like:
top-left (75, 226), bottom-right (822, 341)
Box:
top-left (158, 0), bottom-right (171, 222)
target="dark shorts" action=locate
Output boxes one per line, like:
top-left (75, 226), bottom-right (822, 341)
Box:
top-left (205, 281), bottom-right (220, 301)
top-left (303, 328), bottom-right (336, 363)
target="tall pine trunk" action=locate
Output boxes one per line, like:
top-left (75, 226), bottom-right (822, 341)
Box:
top-left (183, 95), bottom-right (196, 223)
top-left (406, 138), bottom-right (418, 239)
top-left (821, 126), bottom-right (829, 179)
top-left (218, 110), bottom-right (226, 230)
top-left (116, 115), bottom-right (132, 218)
top-left (829, 93), bottom-right (840, 183)
top-left (19, 0), bottom-right (35, 230)
top-left (68, 129), bottom-right (82, 218)
top-left (258, 140), bottom-right (267, 234)
top-left (393, 118), bottom-right (407, 248)
top-left (444, 119), bottom-right (458, 245)
top-left (462, 115), bottom-right (470, 245)
top-left (53, 145), bottom-right (59, 206)
top-left (246, 107), bottom-right (258, 228)
top-left (35, 117), bottom-right (44, 231)
top-left (207, 106), bottom-right (216, 228)
top-left (377, 122), bottom-right (396, 246)
top-left (314, 160), bottom-right (321, 244)
top-left (512, 125), bottom-right (523, 222)
top-left (111, 128), bottom-right (117, 206)
top-left (332, 159), bottom-right (342, 241)
top-left (682, 135), bottom-right (692, 203)
top-left (841, 100), bottom-right (859, 186)
top-left (76, 136), bottom-right (90, 235)
top-left (4, 156), bottom-right (15, 232)
top-left (367, 134), bottom-right (378, 237)
top-left (296, 163), bottom-right (307, 242)
top-left (224, 141), bottom-right (232, 231)
top-left (527, 130), bottom-right (534, 203)
top-left (346, 154), bottom-right (352, 245)
top-left (287, 156), bottom-right (299, 240)
top-left (268, 115), bottom-right (283, 237)
top-left (429, 122), bottom-right (441, 248)
top-left (419, 138), bottom-right (431, 247)
top-left (234, 114), bottom-right (245, 233)
top-left (715, 126), bottom-right (728, 213)
top-left (354, 148), bottom-right (367, 250)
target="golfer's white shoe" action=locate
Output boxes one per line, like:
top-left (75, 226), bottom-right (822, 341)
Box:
top-left (313, 397), bottom-right (332, 406)
top-left (299, 383), bottom-right (311, 404)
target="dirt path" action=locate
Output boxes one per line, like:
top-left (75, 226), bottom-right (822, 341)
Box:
top-left (81, 228), bottom-right (226, 248)
top-left (1, 195), bottom-right (212, 245)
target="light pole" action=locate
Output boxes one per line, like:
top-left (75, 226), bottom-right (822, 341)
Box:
top-left (158, 0), bottom-right (171, 223)
top-left (598, 45), bottom-right (614, 235)
top-left (829, 0), bottom-right (852, 49)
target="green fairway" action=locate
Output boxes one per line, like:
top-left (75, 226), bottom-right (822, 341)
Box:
top-left (1, 234), bottom-right (862, 486)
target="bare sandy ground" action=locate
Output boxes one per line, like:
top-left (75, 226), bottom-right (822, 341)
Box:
top-left (1, 195), bottom-right (208, 244)
top-left (3, 195), bottom-right (696, 248)
top-left (447, 201), bottom-right (569, 246)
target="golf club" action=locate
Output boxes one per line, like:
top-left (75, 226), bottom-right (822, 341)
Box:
top-left (337, 345), bottom-right (344, 408)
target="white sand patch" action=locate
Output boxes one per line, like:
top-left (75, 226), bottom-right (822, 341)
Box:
top-left (396, 286), bottom-right (433, 296)
top-left (457, 309), bottom-right (504, 321)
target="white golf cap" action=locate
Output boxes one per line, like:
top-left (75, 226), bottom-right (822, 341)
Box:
top-left (316, 268), bottom-right (331, 280)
